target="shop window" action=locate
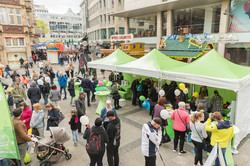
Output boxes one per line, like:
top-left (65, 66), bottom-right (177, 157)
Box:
top-left (140, 44), bottom-right (143, 48)
top-left (19, 38), bottom-right (25, 46)
top-left (119, 27), bottom-right (125, 34)
top-left (132, 44), bottom-right (136, 49)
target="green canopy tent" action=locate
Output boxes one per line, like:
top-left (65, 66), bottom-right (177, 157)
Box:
top-left (163, 49), bottom-right (250, 148)
top-left (116, 49), bottom-right (187, 78)
top-left (88, 49), bottom-right (136, 71)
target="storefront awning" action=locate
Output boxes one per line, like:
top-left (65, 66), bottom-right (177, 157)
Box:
top-left (110, 0), bottom-right (221, 17)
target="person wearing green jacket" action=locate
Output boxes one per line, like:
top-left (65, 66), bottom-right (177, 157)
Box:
top-left (11, 82), bottom-right (27, 108)
top-left (205, 112), bottom-right (234, 166)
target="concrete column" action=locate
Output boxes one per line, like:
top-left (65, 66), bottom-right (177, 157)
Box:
top-left (204, 8), bottom-right (214, 34)
top-left (157, 12), bottom-right (162, 48)
top-left (167, 10), bottom-right (173, 36)
top-left (124, 17), bottom-right (129, 34)
top-left (218, 0), bottom-right (230, 56)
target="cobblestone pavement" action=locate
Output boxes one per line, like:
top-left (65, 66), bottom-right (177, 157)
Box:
top-left (2, 61), bottom-right (248, 166)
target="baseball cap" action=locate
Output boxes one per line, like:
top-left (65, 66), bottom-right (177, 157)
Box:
top-left (105, 111), bottom-right (115, 117)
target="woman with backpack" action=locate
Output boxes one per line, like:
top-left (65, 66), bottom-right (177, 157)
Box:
top-left (69, 110), bottom-right (78, 146)
top-left (45, 103), bottom-right (60, 130)
top-left (83, 117), bottom-right (109, 166)
top-left (68, 78), bottom-right (75, 106)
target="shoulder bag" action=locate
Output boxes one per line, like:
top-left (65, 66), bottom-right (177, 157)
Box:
top-left (177, 110), bottom-right (191, 133)
top-left (194, 123), bottom-right (206, 145)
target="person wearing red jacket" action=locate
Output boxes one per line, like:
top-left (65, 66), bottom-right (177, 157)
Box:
top-left (171, 102), bottom-right (190, 155)
top-left (20, 102), bottom-right (33, 130)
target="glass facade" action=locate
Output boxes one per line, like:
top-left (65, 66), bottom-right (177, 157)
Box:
top-left (49, 22), bottom-right (82, 33)
top-left (101, 29), bottom-right (107, 39)
top-left (226, 43), bottom-right (250, 66)
top-left (173, 3), bottom-right (221, 34)
top-left (229, 0), bottom-right (250, 32)
top-left (129, 14), bottom-right (157, 38)
top-left (108, 28), bottom-right (115, 39)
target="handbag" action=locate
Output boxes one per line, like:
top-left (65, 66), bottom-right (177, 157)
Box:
top-left (194, 123), bottom-right (206, 145)
top-left (113, 93), bottom-right (121, 100)
top-left (161, 132), bottom-right (171, 143)
top-left (54, 111), bottom-right (65, 125)
top-left (32, 128), bottom-right (40, 136)
top-left (176, 110), bottom-right (191, 133)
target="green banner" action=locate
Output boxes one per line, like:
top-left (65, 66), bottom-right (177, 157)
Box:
top-left (0, 83), bottom-right (20, 159)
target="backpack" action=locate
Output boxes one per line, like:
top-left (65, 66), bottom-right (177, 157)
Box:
top-left (86, 128), bottom-right (102, 155)
top-left (137, 83), bottom-right (142, 92)
top-left (43, 82), bottom-right (50, 93)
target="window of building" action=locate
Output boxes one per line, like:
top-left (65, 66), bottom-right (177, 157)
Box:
top-left (162, 11), bottom-right (167, 36)
top-left (15, 9), bottom-right (22, 25)
top-left (104, 14), bottom-right (106, 24)
top-left (108, 16), bottom-right (110, 24)
top-left (100, 15), bottom-right (102, 24)
top-left (103, 0), bottom-right (106, 8)
top-left (5, 38), bottom-right (12, 46)
top-left (101, 29), bottom-right (106, 39)
top-left (108, 28), bottom-right (115, 39)
top-left (119, 27), bottom-right (125, 34)
top-left (140, 44), bottom-right (143, 48)
top-left (173, 3), bottom-right (221, 34)
top-left (5, 37), bottom-right (25, 47)
top-left (7, 8), bottom-right (15, 25)
top-left (99, 0), bottom-right (102, 9)
top-left (19, 38), bottom-right (25, 46)
top-left (132, 44), bottom-right (136, 49)
top-left (129, 14), bottom-right (157, 38)
top-left (112, 0), bottom-right (114, 8)
top-left (27, 12), bottom-right (31, 27)
top-left (0, 7), bottom-right (7, 24)
top-left (229, 0), bottom-right (250, 32)
top-left (118, 0), bottom-right (122, 5)
top-left (12, 38), bottom-right (18, 46)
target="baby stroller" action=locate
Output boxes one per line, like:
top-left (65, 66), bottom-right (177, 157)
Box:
top-left (34, 127), bottom-right (72, 166)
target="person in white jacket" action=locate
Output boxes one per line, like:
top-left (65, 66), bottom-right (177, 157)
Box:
top-left (141, 118), bottom-right (162, 166)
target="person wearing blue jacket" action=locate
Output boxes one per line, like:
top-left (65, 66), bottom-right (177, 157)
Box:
top-left (56, 71), bottom-right (67, 100)
top-left (100, 100), bottom-right (117, 130)
top-left (45, 103), bottom-right (60, 130)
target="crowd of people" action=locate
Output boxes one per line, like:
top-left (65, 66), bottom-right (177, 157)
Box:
top-left (1, 56), bottom-right (234, 166)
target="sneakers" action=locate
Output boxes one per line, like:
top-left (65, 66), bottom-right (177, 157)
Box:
top-left (178, 151), bottom-right (187, 155)
top-left (173, 149), bottom-right (177, 152)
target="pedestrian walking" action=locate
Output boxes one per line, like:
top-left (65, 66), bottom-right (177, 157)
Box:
top-left (83, 117), bottom-right (109, 166)
top-left (141, 118), bottom-right (162, 166)
top-left (41, 78), bottom-right (50, 105)
top-left (56, 71), bottom-right (67, 100)
top-left (190, 112), bottom-right (207, 166)
top-left (171, 102), bottom-right (190, 155)
top-left (68, 78), bottom-right (75, 106)
top-left (4, 64), bottom-right (11, 78)
top-left (70, 63), bottom-right (74, 78)
top-left (48, 66), bottom-right (55, 85)
top-left (24, 68), bottom-right (30, 77)
top-left (75, 92), bottom-right (86, 133)
top-left (30, 103), bottom-right (45, 137)
top-left (45, 103), bottom-right (60, 130)
top-left (69, 110), bottom-right (79, 146)
top-left (49, 84), bottom-right (61, 108)
top-left (0, 76), bottom-right (8, 90)
top-left (21, 74), bottom-right (29, 89)
top-left (27, 81), bottom-right (41, 109)
top-left (11, 82), bottom-right (27, 108)
top-left (205, 112), bottom-right (234, 166)
top-left (91, 76), bottom-right (98, 102)
top-left (81, 74), bottom-right (93, 107)
top-left (19, 57), bottom-right (24, 68)
top-left (12, 108), bottom-right (32, 166)
top-left (65, 63), bottom-right (70, 78)
top-left (106, 111), bottom-right (121, 166)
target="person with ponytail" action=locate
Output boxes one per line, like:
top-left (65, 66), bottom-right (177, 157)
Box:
top-left (210, 90), bottom-right (223, 115)
top-left (190, 112), bottom-right (207, 166)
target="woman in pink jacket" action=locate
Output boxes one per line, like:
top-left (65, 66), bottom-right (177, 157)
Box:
top-left (171, 101), bottom-right (190, 155)
top-left (20, 102), bottom-right (33, 129)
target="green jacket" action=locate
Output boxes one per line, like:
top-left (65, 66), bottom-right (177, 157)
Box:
top-left (11, 87), bottom-right (27, 102)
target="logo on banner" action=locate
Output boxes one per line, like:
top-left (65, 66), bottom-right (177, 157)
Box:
top-left (110, 34), bottom-right (133, 41)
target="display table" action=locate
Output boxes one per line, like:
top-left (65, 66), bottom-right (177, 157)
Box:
top-left (119, 85), bottom-right (132, 99)
top-left (165, 118), bottom-right (174, 139)
top-left (94, 91), bottom-right (111, 115)
top-left (74, 82), bottom-right (81, 100)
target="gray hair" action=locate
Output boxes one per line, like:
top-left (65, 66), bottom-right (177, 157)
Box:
top-left (178, 102), bottom-right (186, 108)
top-left (31, 81), bottom-right (36, 86)
top-left (106, 100), bottom-right (112, 104)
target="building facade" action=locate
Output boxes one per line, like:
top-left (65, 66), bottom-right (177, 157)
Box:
top-left (111, 0), bottom-right (250, 66)
top-left (80, 0), bottom-right (127, 46)
top-left (34, 5), bottom-right (83, 43)
top-left (0, 0), bottom-right (35, 66)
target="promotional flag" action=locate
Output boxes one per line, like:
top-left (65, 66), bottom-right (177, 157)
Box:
top-left (0, 83), bottom-right (20, 159)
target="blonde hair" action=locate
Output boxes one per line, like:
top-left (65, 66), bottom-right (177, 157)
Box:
top-left (191, 112), bottom-right (204, 123)
top-left (45, 103), bottom-right (55, 109)
top-left (33, 103), bottom-right (42, 111)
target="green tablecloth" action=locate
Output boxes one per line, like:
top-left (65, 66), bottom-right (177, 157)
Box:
top-left (165, 118), bottom-right (174, 139)
top-left (75, 82), bottom-right (81, 100)
top-left (94, 91), bottom-right (111, 115)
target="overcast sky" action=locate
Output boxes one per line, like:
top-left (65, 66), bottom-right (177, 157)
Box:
top-left (34, 0), bottom-right (82, 14)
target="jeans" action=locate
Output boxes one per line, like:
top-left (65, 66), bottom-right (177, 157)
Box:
top-left (66, 71), bottom-right (70, 78)
top-left (51, 78), bottom-right (54, 85)
top-left (42, 93), bottom-right (49, 105)
top-left (5, 71), bottom-right (10, 78)
top-left (0, 158), bottom-right (8, 166)
top-left (107, 141), bottom-right (120, 166)
top-left (60, 85), bottom-right (67, 98)
top-left (145, 156), bottom-right (156, 166)
top-left (70, 96), bottom-right (75, 105)
top-left (215, 147), bottom-right (227, 166)
top-left (72, 130), bottom-right (77, 144)
top-left (18, 142), bottom-right (28, 166)
top-left (174, 130), bottom-right (186, 151)
top-left (88, 150), bottom-right (105, 166)
top-left (192, 140), bottom-right (204, 165)
top-left (114, 99), bottom-right (119, 109)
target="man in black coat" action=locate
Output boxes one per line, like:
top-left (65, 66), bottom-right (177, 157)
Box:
top-left (27, 81), bottom-right (41, 109)
top-left (106, 111), bottom-right (121, 166)
top-left (81, 74), bottom-right (93, 106)
top-left (131, 77), bottom-right (141, 106)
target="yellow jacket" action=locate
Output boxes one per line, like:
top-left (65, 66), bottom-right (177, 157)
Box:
top-left (205, 118), bottom-right (234, 148)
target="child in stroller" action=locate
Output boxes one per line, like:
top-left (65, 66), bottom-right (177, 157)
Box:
top-left (34, 127), bottom-right (72, 166)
